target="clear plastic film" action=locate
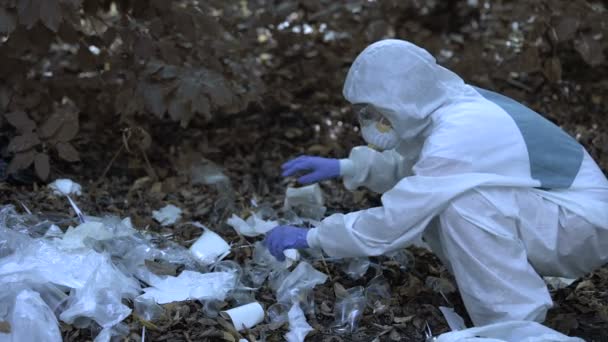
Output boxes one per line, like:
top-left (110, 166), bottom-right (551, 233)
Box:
top-left (332, 286), bottom-right (367, 334)
top-left (276, 262), bottom-right (328, 305)
top-left (0, 289), bottom-right (62, 342)
top-left (342, 257), bottom-right (371, 280)
top-left (365, 275), bottom-right (391, 315)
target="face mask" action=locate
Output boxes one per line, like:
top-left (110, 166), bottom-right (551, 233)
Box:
top-left (356, 105), bottom-right (399, 150)
top-left (361, 121), bottom-right (400, 150)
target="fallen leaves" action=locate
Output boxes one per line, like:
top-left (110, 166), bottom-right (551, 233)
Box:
top-left (4, 102), bottom-right (80, 180)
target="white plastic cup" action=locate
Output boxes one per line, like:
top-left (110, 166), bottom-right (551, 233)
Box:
top-left (221, 302), bottom-right (265, 331)
top-left (189, 228), bottom-right (230, 265)
top-left (284, 184), bottom-right (324, 209)
top-left (283, 249), bottom-right (300, 267)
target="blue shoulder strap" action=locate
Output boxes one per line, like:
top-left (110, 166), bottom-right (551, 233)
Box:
top-left (472, 86), bottom-right (583, 189)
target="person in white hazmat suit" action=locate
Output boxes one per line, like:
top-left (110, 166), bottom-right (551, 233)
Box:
top-left (264, 39), bottom-right (608, 328)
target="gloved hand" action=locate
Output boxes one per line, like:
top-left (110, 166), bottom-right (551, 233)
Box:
top-left (282, 156), bottom-right (340, 184)
top-left (263, 226), bottom-right (309, 261)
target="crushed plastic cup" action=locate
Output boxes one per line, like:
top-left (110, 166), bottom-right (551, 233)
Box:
top-left (231, 287), bottom-right (257, 306)
top-left (276, 262), bottom-right (328, 305)
top-left (189, 227), bottom-right (231, 265)
top-left (280, 209), bottom-right (305, 226)
top-left (190, 159), bottom-right (235, 219)
top-left (243, 261), bottom-right (271, 288)
top-left (283, 184), bottom-right (327, 220)
top-left (250, 241), bottom-right (295, 272)
top-left (267, 303), bottom-right (290, 325)
top-left (252, 241), bottom-right (282, 267)
top-left (221, 302), bottom-right (265, 331)
top-left (268, 268), bottom-right (291, 292)
top-left (365, 275), bottom-right (391, 315)
top-left (342, 257), bottom-right (371, 280)
top-left (285, 303), bottom-right (314, 342)
top-left (385, 248), bottom-right (415, 271)
top-left (284, 184), bottom-right (324, 208)
top-left (332, 286), bottom-right (367, 334)
top-left (211, 260), bottom-right (242, 286)
top-left (134, 297), bottom-right (165, 322)
top-left (152, 204), bottom-right (182, 226)
top-left (48, 178), bottom-right (82, 196)
top-left (227, 213), bottom-right (278, 237)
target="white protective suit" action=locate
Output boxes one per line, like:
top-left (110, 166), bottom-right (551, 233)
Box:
top-left (305, 39), bottom-right (608, 326)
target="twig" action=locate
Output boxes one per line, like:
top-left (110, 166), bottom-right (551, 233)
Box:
top-left (98, 144), bottom-right (124, 182)
top-left (140, 146), bottom-right (157, 180)
top-left (505, 77), bottom-right (533, 93)
top-left (320, 253), bottom-right (333, 282)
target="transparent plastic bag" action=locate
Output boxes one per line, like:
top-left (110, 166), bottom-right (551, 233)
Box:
top-left (436, 320), bottom-right (584, 342)
top-left (276, 262), bottom-right (328, 305)
top-left (0, 289), bottom-right (62, 342)
top-left (342, 257), bottom-right (371, 280)
top-left (60, 261), bottom-right (140, 328)
top-left (365, 275), bottom-right (391, 315)
top-left (331, 286), bottom-right (367, 334)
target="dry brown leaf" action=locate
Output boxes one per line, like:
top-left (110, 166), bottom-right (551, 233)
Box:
top-left (550, 17), bottom-right (579, 43)
top-left (7, 150), bottom-right (36, 174)
top-left (39, 112), bottom-right (64, 139)
top-left (216, 316), bottom-right (240, 339)
top-left (221, 331), bottom-right (236, 342)
top-left (4, 111), bottom-right (35, 133)
top-left (543, 57), bottom-right (562, 83)
top-left (56, 142), bottom-right (80, 162)
top-left (574, 34), bottom-right (606, 67)
top-left (550, 313), bottom-right (579, 334)
top-left (575, 280), bottom-right (595, 292)
top-left (333, 282), bottom-right (348, 298)
top-left (393, 315), bottom-right (415, 324)
top-left (144, 259), bottom-right (179, 276)
top-left (8, 133), bottom-right (40, 153)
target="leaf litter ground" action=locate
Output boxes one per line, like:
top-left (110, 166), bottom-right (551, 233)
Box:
top-left (1, 1), bottom-right (607, 341)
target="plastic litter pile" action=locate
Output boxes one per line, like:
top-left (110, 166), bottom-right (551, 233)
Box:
top-left (0, 179), bottom-right (586, 342)
top-left (0, 181), bottom-right (331, 342)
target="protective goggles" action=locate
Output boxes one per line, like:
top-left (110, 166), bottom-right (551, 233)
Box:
top-left (354, 104), bottom-right (392, 131)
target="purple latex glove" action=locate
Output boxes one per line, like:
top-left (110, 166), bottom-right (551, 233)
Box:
top-left (281, 156), bottom-right (340, 184)
top-left (263, 226), bottom-right (309, 261)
